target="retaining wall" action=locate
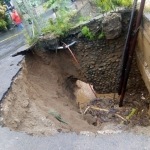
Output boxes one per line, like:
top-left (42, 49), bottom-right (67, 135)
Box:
top-left (136, 14), bottom-right (150, 94)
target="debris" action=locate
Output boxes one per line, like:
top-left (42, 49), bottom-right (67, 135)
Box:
top-left (90, 106), bottom-right (109, 112)
top-left (83, 106), bottom-right (91, 114)
top-left (115, 114), bottom-right (128, 122)
top-left (48, 109), bottom-right (68, 125)
top-left (126, 108), bottom-right (137, 120)
top-left (141, 95), bottom-right (146, 100)
top-left (80, 131), bottom-right (96, 137)
top-left (97, 130), bottom-right (122, 135)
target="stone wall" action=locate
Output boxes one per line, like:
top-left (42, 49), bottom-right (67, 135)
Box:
top-left (35, 9), bottom-right (147, 94)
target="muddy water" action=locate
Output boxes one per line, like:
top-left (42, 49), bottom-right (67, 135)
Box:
top-left (75, 80), bottom-right (96, 108)
top-left (75, 80), bottom-right (119, 108)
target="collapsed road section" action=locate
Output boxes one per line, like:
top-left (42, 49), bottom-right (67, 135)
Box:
top-left (1, 7), bottom-right (150, 136)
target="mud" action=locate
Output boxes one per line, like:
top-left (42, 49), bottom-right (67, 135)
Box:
top-left (1, 48), bottom-right (99, 136)
top-left (1, 48), bottom-right (150, 136)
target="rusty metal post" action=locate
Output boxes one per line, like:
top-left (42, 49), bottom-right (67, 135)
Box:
top-left (119, 0), bottom-right (146, 107)
top-left (118, 0), bottom-right (138, 95)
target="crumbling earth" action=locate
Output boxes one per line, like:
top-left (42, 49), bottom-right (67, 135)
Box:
top-left (1, 47), bottom-right (150, 136)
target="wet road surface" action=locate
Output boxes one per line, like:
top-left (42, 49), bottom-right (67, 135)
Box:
top-left (0, 126), bottom-right (150, 150)
top-left (0, 28), bottom-right (25, 101)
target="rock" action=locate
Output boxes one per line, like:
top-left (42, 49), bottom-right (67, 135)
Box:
top-left (102, 13), bottom-right (122, 39)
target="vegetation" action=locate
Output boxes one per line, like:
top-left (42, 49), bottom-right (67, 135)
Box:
top-left (42, 7), bottom-right (75, 37)
top-left (43, 0), bottom-right (69, 12)
top-left (77, 16), bottom-right (91, 24)
top-left (81, 26), bottom-right (94, 40)
top-left (41, 0), bottom-right (133, 38)
top-left (94, 0), bottom-right (132, 13)
top-left (23, 0), bottom-right (134, 44)
top-left (98, 32), bottom-right (104, 39)
top-left (0, 0), bottom-right (13, 31)
top-left (43, 0), bottom-right (56, 10)
top-left (0, 1), bottom-right (7, 30)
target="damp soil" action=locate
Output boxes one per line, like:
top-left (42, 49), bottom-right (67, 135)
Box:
top-left (1, 48), bottom-right (150, 136)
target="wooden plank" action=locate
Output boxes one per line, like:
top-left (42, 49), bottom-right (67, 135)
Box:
top-left (138, 30), bottom-right (150, 66)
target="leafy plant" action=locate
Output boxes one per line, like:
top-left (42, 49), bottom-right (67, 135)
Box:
top-left (98, 32), bottom-right (104, 39)
top-left (94, 0), bottom-right (132, 13)
top-left (42, 8), bottom-right (75, 37)
top-left (81, 26), bottom-right (94, 40)
top-left (43, 0), bottom-right (55, 10)
top-left (43, 0), bottom-right (68, 11)
top-left (4, 14), bottom-right (12, 27)
top-left (41, 0), bottom-right (132, 39)
top-left (0, 18), bottom-right (6, 30)
top-left (0, 3), bottom-right (7, 30)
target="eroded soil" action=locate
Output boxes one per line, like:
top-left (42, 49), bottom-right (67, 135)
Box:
top-left (1, 48), bottom-right (150, 136)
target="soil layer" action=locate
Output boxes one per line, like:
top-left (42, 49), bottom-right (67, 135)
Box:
top-left (1, 48), bottom-right (150, 136)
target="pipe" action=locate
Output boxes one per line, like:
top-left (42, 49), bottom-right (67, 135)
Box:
top-left (88, 83), bottom-right (97, 98)
top-left (61, 41), bottom-right (79, 64)
top-left (57, 41), bottom-right (77, 49)
top-left (118, 0), bottom-right (138, 95)
top-left (119, 0), bottom-right (146, 107)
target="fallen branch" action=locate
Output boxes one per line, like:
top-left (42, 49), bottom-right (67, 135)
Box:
top-left (84, 106), bottom-right (128, 123)
top-left (90, 106), bottom-right (109, 112)
top-left (115, 114), bottom-right (128, 122)
top-left (83, 106), bottom-right (91, 114)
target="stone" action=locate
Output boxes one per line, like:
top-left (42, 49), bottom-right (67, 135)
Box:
top-left (102, 13), bottom-right (122, 39)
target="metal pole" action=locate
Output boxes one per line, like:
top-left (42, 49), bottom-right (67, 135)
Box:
top-left (119, 0), bottom-right (146, 107)
top-left (118, 0), bottom-right (138, 95)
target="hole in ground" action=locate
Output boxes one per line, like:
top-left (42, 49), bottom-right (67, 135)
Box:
top-left (1, 49), bottom-right (150, 136)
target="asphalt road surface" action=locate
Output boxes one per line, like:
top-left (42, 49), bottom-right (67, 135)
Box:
top-left (0, 27), bottom-right (25, 101)
top-left (0, 127), bottom-right (150, 150)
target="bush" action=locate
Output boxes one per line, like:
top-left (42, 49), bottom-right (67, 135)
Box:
top-left (0, 18), bottom-right (6, 30)
top-left (94, 0), bottom-right (132, 12)
top-left (0, 3), bottom-right (7, 31)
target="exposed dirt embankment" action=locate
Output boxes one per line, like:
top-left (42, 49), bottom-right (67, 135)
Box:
top-left (1, 47), bottom-right (150, 136)
top-left (1, 48), bottom-right (99, 136)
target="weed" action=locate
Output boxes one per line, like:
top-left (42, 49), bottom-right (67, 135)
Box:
top-left (98, 32), bottom-right (104, 39)
top-left (81, 26), bottom-right (94, 40)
